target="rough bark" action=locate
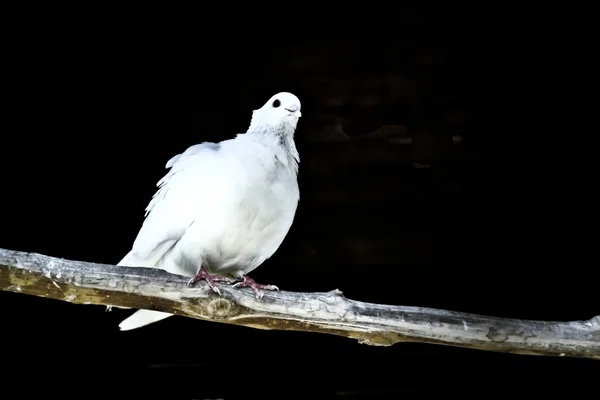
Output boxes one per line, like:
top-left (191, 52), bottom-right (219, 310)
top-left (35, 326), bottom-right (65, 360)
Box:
top-left (0, 247), bottom-right (598, 360)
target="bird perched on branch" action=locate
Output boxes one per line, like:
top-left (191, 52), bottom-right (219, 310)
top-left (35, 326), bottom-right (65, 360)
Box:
top-left (114, 92), bottom-right (302, 331)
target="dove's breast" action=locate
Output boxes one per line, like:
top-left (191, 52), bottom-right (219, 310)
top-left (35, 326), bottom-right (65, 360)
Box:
top-left (165, 138), bottom-right (299, 278)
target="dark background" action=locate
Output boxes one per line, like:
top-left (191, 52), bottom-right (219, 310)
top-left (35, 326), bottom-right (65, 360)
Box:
top-left (2, 3), bottom-right (598, 399)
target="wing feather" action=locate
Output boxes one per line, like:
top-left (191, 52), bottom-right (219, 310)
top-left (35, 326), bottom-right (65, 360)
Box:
top-left (124, 142), bottom-right (222, 267)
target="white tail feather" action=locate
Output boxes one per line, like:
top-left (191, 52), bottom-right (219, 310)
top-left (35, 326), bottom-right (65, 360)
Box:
top-left (118, 309), bottom-right (173, 331)
top-left (112, 251), bottom-right (176, 327)
top-left (104, 251), bottom-right (147, 312)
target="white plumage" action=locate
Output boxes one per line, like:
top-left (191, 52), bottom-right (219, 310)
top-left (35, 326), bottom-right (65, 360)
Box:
top-left (116, 92), bottom-right (302, 331)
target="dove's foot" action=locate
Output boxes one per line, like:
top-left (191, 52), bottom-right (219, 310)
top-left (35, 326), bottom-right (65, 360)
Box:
top-left (187, 266), bottom-right (231, 295)
top-left (232, 275), bottom-right (279, 299)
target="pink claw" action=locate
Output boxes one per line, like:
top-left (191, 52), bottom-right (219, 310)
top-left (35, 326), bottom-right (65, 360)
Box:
top-left (232, 275), bottom-right (279, 299)
top-left (187, 266), bottom-right (231, 295)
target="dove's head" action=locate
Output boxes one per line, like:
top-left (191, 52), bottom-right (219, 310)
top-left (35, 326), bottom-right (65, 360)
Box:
top-left (248, 92), bottom-right (302, 133)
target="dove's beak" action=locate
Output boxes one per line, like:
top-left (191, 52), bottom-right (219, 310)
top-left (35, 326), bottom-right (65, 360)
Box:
top-left (285, 107), bottom-right (301, 117)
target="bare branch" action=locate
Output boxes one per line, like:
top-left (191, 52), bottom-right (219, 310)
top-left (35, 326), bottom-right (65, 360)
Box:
top-left (0, 247), bottom-right (598, 360)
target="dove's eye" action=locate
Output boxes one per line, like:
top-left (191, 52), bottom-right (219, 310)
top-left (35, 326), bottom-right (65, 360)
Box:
top-left (272, 99), bottom-right (281, 108)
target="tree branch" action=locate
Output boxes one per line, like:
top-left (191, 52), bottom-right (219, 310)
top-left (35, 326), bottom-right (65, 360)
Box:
top-left (0, 247), bottom-right (598, 360)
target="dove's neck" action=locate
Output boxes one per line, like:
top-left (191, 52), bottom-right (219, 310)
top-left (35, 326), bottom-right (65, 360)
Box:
top-left (246, 118), bottom-right (300, 175)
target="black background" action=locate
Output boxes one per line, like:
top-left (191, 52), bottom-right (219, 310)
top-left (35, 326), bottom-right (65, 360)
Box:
top-left (2, 3), bottom-right (598, 399)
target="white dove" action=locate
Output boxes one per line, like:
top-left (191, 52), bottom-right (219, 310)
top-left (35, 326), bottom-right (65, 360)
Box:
top-left (114, 92), bottom-right (302, 331)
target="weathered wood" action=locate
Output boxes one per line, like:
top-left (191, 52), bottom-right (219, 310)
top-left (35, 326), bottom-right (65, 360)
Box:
top-left (1, 247), bottom-right (598, 360)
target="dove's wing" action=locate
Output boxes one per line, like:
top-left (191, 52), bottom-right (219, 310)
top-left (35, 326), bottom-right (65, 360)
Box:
top-left (118, 142), bottom-right (223, 273)
top-left (116, 140), bottom-right (244, 331)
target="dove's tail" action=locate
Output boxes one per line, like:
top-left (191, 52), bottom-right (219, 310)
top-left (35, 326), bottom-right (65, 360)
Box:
top-left (117, 250), bottom-right (149, 267)
top-left (104, 251), bottom-right (146, 312)
top-left (118, 309), bottom-right (173, 331)
top-left (112, 250), bottom-right (175, 330)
